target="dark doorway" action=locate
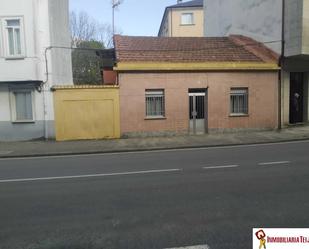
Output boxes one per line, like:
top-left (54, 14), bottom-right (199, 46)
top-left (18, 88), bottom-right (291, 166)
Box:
top-left (290, 72), bottom-right (304, 124)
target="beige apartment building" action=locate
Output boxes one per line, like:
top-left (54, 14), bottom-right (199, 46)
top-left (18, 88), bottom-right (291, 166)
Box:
top-left (158, 0), bottom-right (203, 37)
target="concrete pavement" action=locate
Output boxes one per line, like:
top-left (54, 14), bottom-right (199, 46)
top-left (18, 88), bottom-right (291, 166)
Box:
top-left (0, 125), bottom-right (309, 158)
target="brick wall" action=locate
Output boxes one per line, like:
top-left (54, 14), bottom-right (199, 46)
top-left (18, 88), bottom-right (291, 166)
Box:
top-left (119, 71), bottom-right (278, 135)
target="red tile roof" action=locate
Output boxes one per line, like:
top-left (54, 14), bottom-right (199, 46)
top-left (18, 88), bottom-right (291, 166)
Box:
top-left (114, 35), bottom-right (279, 63)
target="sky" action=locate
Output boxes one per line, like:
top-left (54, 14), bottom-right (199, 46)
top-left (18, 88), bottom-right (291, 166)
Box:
top-left (69, 0), bottom-right (178, 36)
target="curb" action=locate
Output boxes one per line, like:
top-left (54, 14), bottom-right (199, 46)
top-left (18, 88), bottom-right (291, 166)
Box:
top-left (1, 137), bottom-right (309, 159)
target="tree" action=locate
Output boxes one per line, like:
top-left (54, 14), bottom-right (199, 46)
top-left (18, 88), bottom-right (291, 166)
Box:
top-left (72, 40), bottom-right (105, 85)
top-left (70, 11), bottom-right (118, 84)
top-left (70, 11), bottom-right (115, 48)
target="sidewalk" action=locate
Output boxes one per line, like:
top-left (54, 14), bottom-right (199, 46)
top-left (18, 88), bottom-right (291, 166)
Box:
top-left (0, 125), bottom-right (309, 158)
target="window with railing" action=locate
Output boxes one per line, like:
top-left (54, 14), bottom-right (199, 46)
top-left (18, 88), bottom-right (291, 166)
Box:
top-left (145, 90), bottom-right (165, 118)
top-left (230, 88), bottom-right (248, 115)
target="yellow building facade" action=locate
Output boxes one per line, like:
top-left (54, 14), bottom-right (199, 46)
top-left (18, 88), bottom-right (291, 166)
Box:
top-left (158, 0), bottom-right (204, 37)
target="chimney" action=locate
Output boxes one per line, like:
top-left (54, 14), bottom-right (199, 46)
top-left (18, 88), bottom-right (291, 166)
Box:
top-left (102, 67), bottom-right (117, 85)
top-left (177, 0), bottom-right (183, 4)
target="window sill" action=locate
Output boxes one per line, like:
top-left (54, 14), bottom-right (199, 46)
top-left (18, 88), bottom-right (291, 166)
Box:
top-left (5, 56), bottom-right (26, 60)
top-left (12, 120), bottom-right (35, 124)
top-left (145, 116), bottom-right (166, 120)
top-left (229, 114), bottom-right (249, 117)
top-left (180, 24), bottom-right (195, 26)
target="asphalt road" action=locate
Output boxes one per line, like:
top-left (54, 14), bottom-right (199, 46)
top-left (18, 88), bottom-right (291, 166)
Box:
top-left (0, 140), bottom-right (309, 249)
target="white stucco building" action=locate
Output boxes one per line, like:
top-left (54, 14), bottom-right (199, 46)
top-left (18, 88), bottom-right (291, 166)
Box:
top-left (204, 0), bottom-right (309, 126)
top-left (0, 0), bottom-right (73, 141)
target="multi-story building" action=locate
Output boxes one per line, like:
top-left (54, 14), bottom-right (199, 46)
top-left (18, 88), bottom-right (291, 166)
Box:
top-left (0, 0), bottom-right (73, 141)
top-left (204, 0), bottom-right (309, 126)
top-left (158, 0), bottom-right (204, 37)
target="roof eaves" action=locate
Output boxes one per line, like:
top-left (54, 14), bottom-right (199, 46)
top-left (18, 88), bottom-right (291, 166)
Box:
top-left (114, 62), bottom-right (280, 71)
top-left (166, 0), bottom-right (204, 8)
top-left (158, 7), bottom-right (169, 36)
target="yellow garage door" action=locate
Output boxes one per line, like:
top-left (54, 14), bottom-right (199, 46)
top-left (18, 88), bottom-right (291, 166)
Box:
top-left (53, 86), bottom-right (120, 141)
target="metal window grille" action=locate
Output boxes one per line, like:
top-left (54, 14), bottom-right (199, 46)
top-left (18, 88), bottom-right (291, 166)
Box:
top-left (145, 90), bottom-right (165, 117)
top-left (230, 88), bottom-right (248, 114)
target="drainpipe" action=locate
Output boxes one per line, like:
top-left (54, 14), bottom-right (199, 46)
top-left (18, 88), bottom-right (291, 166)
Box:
top-left (43, 46), bottom-right (52, 140)
top-left (278, 0), bottom-right (285, 130)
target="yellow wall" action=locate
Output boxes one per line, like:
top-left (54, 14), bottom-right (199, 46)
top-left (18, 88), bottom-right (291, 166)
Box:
top-left (170, 7), bottom-right (204, 37)
top-left (160, 7), bottom-right (204, 37)
top-left (53, 86), bottom-right (120, 141)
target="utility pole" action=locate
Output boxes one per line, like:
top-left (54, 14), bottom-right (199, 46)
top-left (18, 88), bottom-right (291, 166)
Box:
top-left (112, 0), bottom-right (123, 35)
top-left (278, 0), bottom-right (285, 130)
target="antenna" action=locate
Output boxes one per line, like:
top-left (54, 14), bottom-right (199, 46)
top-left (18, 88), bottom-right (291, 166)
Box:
top-left (112, 0), bottom-right (123, 35)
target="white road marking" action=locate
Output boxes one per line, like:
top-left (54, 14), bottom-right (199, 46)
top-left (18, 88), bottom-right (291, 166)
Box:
top-left (0, 151), bottom-right (13, 155)
top-left (0, 140), bottom-right (308, 161)
top-left (165, 245), bottom-right (210, 249)
top-left (258, 161), bottom-right (291, 166)
top-left (0, 168), bottom-right (182, 184)
top-left (203, 165), bottom-right (239, 170)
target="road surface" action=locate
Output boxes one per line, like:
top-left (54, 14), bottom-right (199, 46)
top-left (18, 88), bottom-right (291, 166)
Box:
top-left (0, 140), bottom-right (308, 249)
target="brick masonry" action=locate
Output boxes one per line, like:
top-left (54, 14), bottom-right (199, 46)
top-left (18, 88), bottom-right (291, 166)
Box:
top-left (119, 71), bottom-right (278, 136)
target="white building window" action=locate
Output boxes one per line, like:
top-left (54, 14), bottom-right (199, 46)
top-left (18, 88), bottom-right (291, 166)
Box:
top-left (4, 18), bottom-right (25, 57)
top-left (230, 88), bottom-right (248, 115)
top-left (10, 89), bottom-right (35, 122)
top-left (181, 13), bottom-right (194, 25)
top-left (145, 90), bottom-right (165, 118)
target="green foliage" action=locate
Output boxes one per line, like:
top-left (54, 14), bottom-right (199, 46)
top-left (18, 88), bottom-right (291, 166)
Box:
top-left (72, 40), bottom-right (105, 85)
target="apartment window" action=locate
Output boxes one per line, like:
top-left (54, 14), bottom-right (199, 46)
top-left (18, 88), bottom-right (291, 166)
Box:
top-left (181, 13), bottom-right (194, 25)
top-left (4, 18), bottom-right (24, 57)
top-left (145, 90), bottom-right (165, 118)
top-left (230, 88), bottom-right (248, 115)
top-left (10, 90), bottom-right (34, 122)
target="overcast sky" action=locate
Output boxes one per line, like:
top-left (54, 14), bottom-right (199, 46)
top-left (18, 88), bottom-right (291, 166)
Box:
top-left (69, 0), bottom-right (177, 36)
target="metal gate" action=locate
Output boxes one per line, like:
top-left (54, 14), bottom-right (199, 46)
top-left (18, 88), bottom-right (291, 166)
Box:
top-left (189, 89), bottom-right (207, 134)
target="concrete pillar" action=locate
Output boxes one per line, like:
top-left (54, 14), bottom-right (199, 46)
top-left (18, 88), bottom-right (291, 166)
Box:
top-left (304, 72), bottom-right (309, 122)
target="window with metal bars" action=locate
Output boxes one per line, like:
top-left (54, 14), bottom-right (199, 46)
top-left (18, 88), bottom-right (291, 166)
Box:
top-left (230, 88), bottom-right (248, 115)
top-left (145, 90), bottom-right (165, 118)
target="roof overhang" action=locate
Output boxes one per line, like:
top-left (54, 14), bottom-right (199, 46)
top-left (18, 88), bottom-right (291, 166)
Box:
top-left (114, 62), bottom-right (280, 71)
top-left (158, 8), bottom-right (169, 36)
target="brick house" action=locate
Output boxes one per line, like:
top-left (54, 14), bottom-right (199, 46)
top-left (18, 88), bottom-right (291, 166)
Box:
top-left (113, 35), bottom-right (280, 136)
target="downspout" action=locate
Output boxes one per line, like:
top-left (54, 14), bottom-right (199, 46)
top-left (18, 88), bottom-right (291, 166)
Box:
top-left (42, 46), bottom-right (52, 140)
top-left (278, 0), bottom-right (285, 130)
